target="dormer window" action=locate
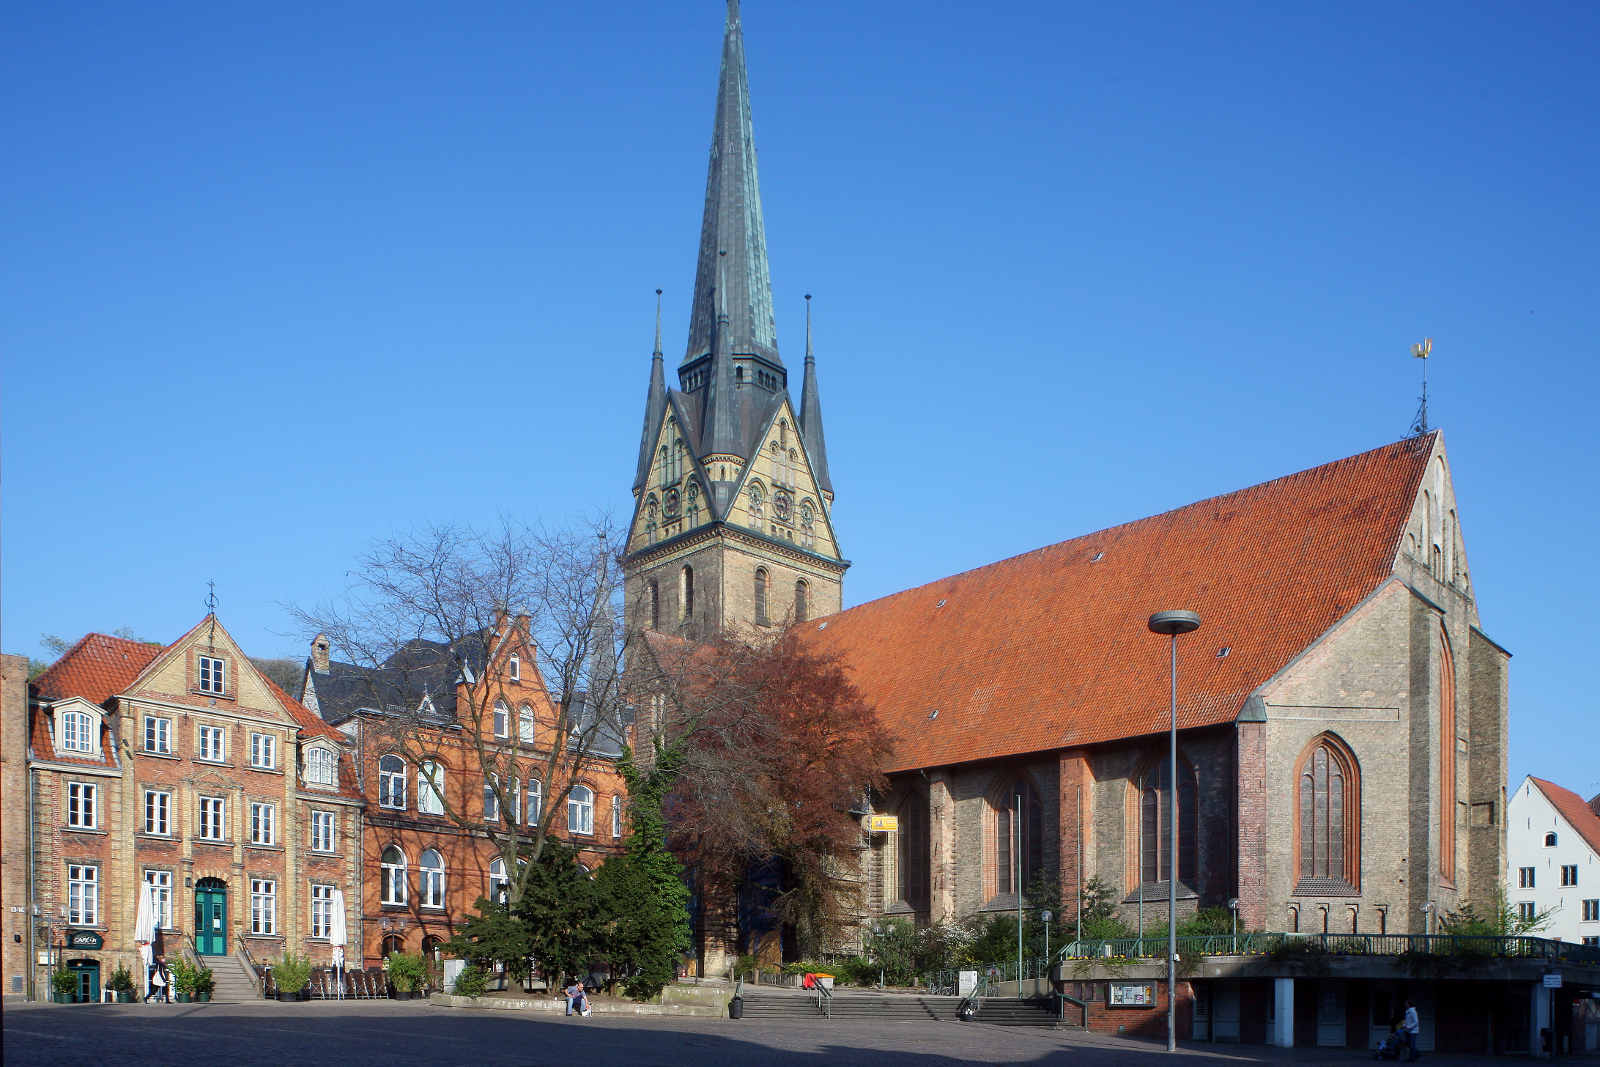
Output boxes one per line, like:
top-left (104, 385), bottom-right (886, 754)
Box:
top-left (198, 655), bottom-right (226, 696)
top-left (304, 746), bottom-right (337, 787)
top-left (508, 654), bottom-right (521, 683)
top-left (60, 710), bottom-right (94, 754)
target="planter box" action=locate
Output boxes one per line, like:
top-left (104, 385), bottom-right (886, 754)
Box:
top-left (175, 993), bottom-right (192, 1003)
top-left (52, 992), bottom-right (74, 1004)
top-left (115, 991), bottom-right (135, 1003)
top-left (196, 992), bottom-right (212, 1002)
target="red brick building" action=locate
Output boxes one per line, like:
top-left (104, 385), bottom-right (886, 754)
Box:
top-left (298, 617), bottom-right (629, 968)
top-left (6, 615), bottom-right (363, 1001)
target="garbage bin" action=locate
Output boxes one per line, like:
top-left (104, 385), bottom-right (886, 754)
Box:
top-left (729, 995), bottom-right (744, 1020)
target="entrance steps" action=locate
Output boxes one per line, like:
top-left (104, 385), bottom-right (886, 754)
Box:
top-left (205, 955), bottom-right (259, 1003)
top-left (736, 988), bottom-right (1065, 1028)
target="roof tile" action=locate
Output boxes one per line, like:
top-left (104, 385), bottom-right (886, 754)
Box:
top-left (1531, 777), bottom-right (1600, 860)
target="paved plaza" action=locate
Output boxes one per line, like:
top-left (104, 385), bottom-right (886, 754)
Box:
top-left (2, 999), bottom-right (1512, 1066)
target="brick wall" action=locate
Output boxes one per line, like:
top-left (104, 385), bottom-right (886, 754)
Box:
top-left (1, 655), bottom-right (29, 999)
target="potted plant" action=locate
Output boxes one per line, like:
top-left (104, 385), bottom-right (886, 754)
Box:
top-left (193, 964), bottom-right (215, 1002)
top-left (171, 957), bottom-right (197, 1003)
top-left (272, 954), bottom-right (312, 1001)
top-left (51, 969), bottom-right (77, 1004)
top-left (387, 952), bottom-right (426, 1000)
top-left (107, 963), bottom-right (137, 1003)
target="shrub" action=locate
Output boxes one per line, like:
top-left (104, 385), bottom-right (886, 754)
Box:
top-left (731, 953), bottom-right (760, 981)
top-left (169, 957), bottom-right (198, 995)
top-left (387, 952), bottom-right (426, 993)
top-left (193, 965), bottom-right (215, 996)
top-left (107, 964), bottom-right (136, 993)
top-left (51, 969), bottom-right (77, 995)
top-left (271, 954), bottom-right (312, 994)
top-left (453, 963), bottom-right (489, 998)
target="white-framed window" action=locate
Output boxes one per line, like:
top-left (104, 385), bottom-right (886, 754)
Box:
top-left (1544, 831), bottom-right (1559, 847)
top-left (310, 883), bottom-right (335, 939)
top-left (305, 746), bottom-right (337, 786)
top-left (199, 796), bottom-right (226, 840)
top-left (250, 878), bottom-right (276, 935)
top-left (250, 802), bottom-right (276, 845)
top-left (518, 705), bottom-right (536, 744)
top-left (508, 777), bottom-right (521, 824)
top-left (143, 715), bottom-right (172, 754)
top-left (526, 778), bottom-right (542, 826)
top-left (489, 858), bottom-right (508, 904)
top-left (144, 869), bottom-right (172, 929)
top-left (66, 782), bottom-right (97, 829)
top-left (67, 864), bottom-right (98, 925)
top-left (198, 724), bottom-right (226, 763)
top-left (1562, 864), bottom-right (1580, 887)
top-left (198, 655), bottom-right (226, 695)
top-left (484, 775), bottom-right (500, 821)
top-left (249, 732), bottom-right (276, 769)
top-left (144, 790), bottom-right (171, 836)
top-left (1518, 901), bottom-right (1537, 922)
top-left (379, 755), bottom-right (406, 809)
top-left (418, 761), bottom-right (444, 816)
top-left (310, 810), bottom-right (336, 853)
top-left (508, 654), bottom-right (520, 682)
top-left (612, 794), bottom-right (622, 839)
top-left (60, 710), bottom-right (93, 753)
top-left (419, 849), bottom-right (445, 909)
top-left (1519, 866), bottom-right (1536, 888)
top-left (568, 785), bottom-right (594, 835)
top-left (493, 700), bottom-right (510, 738)
top-left (380, 846), bottom-right (407, 905)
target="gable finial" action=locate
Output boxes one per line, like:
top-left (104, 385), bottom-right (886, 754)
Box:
top-left (653, 288), bottom-right (664, 357)
top-left (205, 579), bottom-right (218, 647)
top-left (1409, 337), bottom-right (1433, 437)
top-left (804, 293), bottom-right (814, 361)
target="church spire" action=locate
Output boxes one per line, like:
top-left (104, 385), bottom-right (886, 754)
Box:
top-left (685, 0), bottom-right (778, 371)
top-left (798, 293), bottom-right (834, 495)
top-left (632, 289), bottom-right (668, 492)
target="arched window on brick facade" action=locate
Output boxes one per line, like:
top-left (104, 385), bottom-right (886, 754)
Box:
top-left (794, 580), bottom-right (808, 623)
top-left (987, 777), bottom-right (1043, 903)
top-left (1293, 733), bottom-right (1360, 894)
top-left (1125, 759), bottom-right (1198, 893)
top-left (754, 568), bottom-right (769, 625)
top-left (681, 566), bottom-right (694, 620)
top-left (878, 787), bottom-right (929, 913)
top-left (1437, 622), bottom-right (1456, 882)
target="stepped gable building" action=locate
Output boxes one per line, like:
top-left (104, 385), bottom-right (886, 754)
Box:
top-left (804, 431), bottom-right (1509, 938)
top-left (1507, 776), bottom-right (1600, 948)
top-left (300, 615), bottom-right (629, 967)
top-left (5, 616), bottom-right (362, 1002)
top-left (622, 0), bottom-right (845, 643)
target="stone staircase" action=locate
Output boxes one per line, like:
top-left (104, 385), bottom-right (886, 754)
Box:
top-left (736, 988), bottom-right (1065, 1029)
top-left (203, 955), bottom-right (260, 1003)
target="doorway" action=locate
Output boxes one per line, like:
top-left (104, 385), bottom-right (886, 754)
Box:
top-left (66, 959), bottom-right (100, 1003)
top-left (194, 878), bottom-right (228, 955)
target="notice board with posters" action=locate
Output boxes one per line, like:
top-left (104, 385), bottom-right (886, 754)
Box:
top-left (1108, 981), bottom-right (1156, 1008)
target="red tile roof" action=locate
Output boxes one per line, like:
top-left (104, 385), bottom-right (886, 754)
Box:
top-left (804, 434), bottom-right (1436, 773)
top-left (1531, 777), bottom-right (1600, 860)
top-left (32, 633), bottom-right (163, 705)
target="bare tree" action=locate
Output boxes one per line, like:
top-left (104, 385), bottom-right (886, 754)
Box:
top-left (293, 519), bottom-right (633, 905)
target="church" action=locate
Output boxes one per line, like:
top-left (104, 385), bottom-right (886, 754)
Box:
top-left (619, 0), bottom-right (1509, 990)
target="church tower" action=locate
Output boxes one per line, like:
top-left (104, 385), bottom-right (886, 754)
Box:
top-left (623, 1), bottom-right (846, 640)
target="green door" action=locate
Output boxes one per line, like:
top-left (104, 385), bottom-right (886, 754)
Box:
top-left (67, 960), bottom-right (99, 1003)
top-left (194, 879), bottom-right (228, 955)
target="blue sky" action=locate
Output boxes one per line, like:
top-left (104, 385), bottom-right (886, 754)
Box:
top-left (4, 1), bottom-right (1596, 796)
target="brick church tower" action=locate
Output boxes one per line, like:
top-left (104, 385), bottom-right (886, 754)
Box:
top-left (622, 1), bottom-right (847, 641)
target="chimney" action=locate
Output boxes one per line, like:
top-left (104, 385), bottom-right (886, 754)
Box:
top-left (311, 634), bottom-right (331, 675)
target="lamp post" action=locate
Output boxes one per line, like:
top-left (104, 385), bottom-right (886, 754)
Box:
top-left (1041, 910), bottom-right (1052, 977)
top-left (1228, 898), bottom-right (1240, 955)
top-left (1149, 608), bottom-right (1201, 1054)
top-left (871, 923), bottom-right (883, 988)
top-left (1421, 902), bottom-right (1434, 937)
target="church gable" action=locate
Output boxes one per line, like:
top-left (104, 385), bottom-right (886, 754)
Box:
top-left (1394, 432), bottom-right (1474, 604)
top-left (724, 397), bottom-right (842, 561)
top-left (627, 400), bottom-right (714, 555)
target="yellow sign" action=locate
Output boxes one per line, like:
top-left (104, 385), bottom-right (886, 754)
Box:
top-left (868, 814), bottom-right (899, 832)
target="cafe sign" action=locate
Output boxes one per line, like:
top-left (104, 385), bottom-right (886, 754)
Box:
top-left (66, 931), bottom-right (104, 950)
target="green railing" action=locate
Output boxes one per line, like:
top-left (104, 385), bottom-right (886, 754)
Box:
top-left (1056, 931), bottom-right (1600, 964)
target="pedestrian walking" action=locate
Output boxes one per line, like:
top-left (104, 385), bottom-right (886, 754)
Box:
top-left (1399, 999), bottom-right (1421, 1061)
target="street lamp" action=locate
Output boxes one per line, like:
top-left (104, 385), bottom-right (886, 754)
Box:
top-left (1041, 910), bottom-right (1052, 976)
top-left (1015, 786), bottom-right (1024, 987)
top-left (1228, 898), bottom-right (1240, 955)
top-left (1149, 608), bottom-right (1201, 1054)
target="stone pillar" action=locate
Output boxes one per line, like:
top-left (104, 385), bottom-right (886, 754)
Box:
top-left (927, 772), bottom-right (956, 925)
top-left (1235, 718), bottom-right (1267, 931)
top-left (1057, 751), bottom-right (1091, 943)
top-left (1531, 982), bottom-right (1552, 1060)
top-left (1272, 978), bottom-right (1295, 1048)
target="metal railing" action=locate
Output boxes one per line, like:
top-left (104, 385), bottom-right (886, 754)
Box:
top-left (234, 934), bottom-right (264, 997)
top-left (1056, 990), bottom-right (1088, 1028)
top-left (1056, 931), bottom-right (1600, 964)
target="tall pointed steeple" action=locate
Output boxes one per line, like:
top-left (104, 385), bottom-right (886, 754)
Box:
top-left (685, 0), bottom-right (779, 372)
top-left (632, 289), bottom-right (668, 492)
top-left (798, 294), bottom-right (833, 495)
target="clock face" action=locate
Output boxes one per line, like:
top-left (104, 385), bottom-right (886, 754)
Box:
top-left (664, 488), bottom-right (681, 517)
top-left (774, 491), bottom-right (792, 522)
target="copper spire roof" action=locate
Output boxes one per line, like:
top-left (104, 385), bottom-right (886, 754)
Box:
top-left (803, 434), bottom-right (1439, 773)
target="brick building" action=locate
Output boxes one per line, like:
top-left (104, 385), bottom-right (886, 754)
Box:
top-left (298, 616), bottom-right (629, 969)
top-left (3, 616), bottom-right (363, 1002)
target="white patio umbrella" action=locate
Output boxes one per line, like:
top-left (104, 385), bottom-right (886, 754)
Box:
top-left (134, 883), bottom-right (156, 999)
top-left (330, 889), bottom-right (348, 1000)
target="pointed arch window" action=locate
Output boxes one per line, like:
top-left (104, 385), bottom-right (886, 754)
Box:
top-left (518, 704), bottom-right (537, 744)
top-left (794, 580), bottom-right (808, 623)
top-left (1437, 623), bottom-right (1457, 882)
top-left (754, 568), bottom-right (770, 625)
top-left (648, 580), bottom-right (660, 630)
top-left (800, 501), bottom-right (815, 548)
top-left (988, 778), bottom-right (1043, 902)
top-left (687, 480), bottom-right (700, 526)
top-left (1294, 734), bottom-right (1361, 894)
top-left (681, 566), bottom-right (694, 620)
top-left (1125, 759), bottom-right (1198, 892)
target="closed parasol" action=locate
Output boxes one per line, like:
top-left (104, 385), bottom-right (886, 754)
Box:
top-left (134, 883), bottom-right (156, 998)
top-left (330, 888), bottom-right (348, 998)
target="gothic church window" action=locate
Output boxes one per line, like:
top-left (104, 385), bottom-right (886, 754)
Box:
top-left (755, 568), bottom-right (769, 625)
top-left (988, 778), bottom-right (1043, 902)
top-left (1294, 733), bottom-right (1360, 893)
top-left (1437, 622), bottom-right (1456, 881)
top-left (800, 500), bottom-right (815, 548)
top-left (794, 580), bottom-right (808, 623)
top-left (1128, 760), bottom-right (1197, 890)
top-left (648, 580), bottom-right (660, 630)
top-left (681, 566), bottom-right (694, 620)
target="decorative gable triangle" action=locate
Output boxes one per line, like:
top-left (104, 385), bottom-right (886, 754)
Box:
top-left (724, 395), bottom-right (843, 561)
